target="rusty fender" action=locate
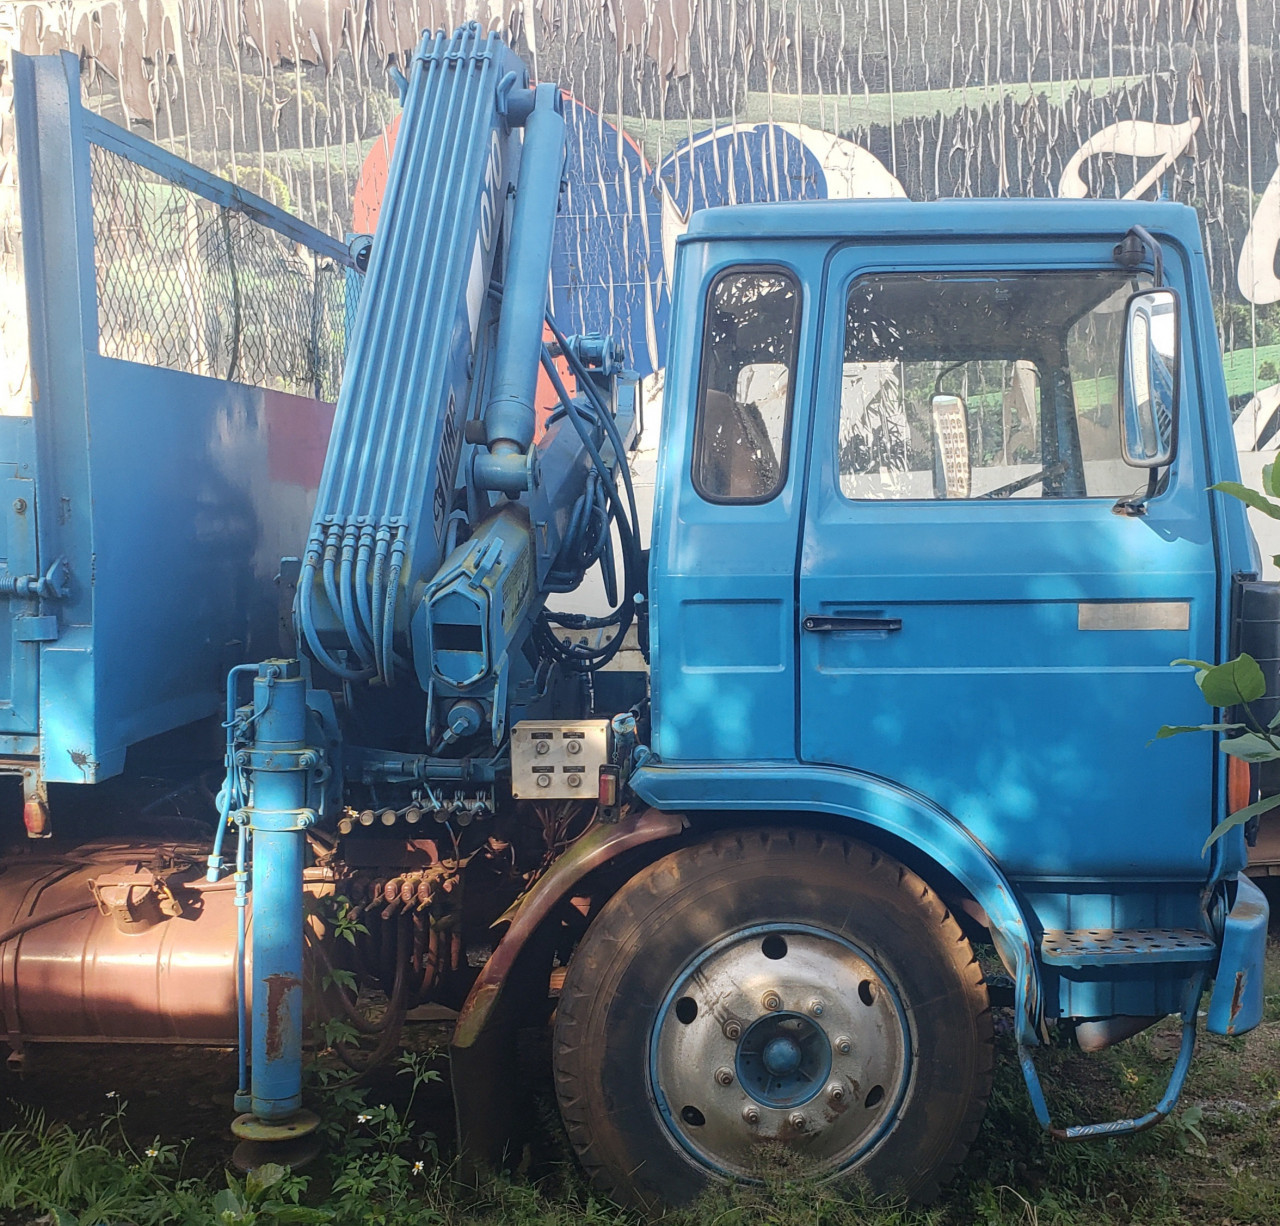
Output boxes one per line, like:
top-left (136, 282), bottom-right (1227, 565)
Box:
top-left (451, 805), bottom-right (686, 1173)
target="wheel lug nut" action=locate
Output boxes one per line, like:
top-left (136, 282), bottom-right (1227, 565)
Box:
top-left (761, 991), bottom-right (781, 1011)
top-left (827, 1082), bottom-right (845, 1102)
top-left (743, 1105), bottom-right (760, 1125)
top-left (788, 1112), bottom-right (807, 1131)
top-left (715, 1067), bottom-right (734, 1086)
top-left (835, 1036), bottom-right (852, 1055)
top-left (723, 1019), bottom-right (742, 1040)
top-left (808, 999), bottom-right (824, 1017)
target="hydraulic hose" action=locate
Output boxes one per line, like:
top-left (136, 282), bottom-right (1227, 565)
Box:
top-left (300, 553), bottom-right (373, 681)
top-left (0, 901), bottom-right (96, 947)
top-left (338, 531), bottom-right (374, 670)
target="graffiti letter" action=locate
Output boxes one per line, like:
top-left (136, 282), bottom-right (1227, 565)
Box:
top-left (1058, 119), bottom-right (1200, 200)
top-left (1239, 165), bottom-right (1280, 305)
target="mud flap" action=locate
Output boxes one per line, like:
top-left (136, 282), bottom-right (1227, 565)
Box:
top-left (1206, 874), bottom-right (1269, 1037)
top-left (451, 806), bottom-right (686, 1175)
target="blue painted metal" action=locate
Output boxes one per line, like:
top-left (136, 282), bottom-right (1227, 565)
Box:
top-left (736, 1013), bottom-right (832, 1107)
top-left (1206, 875), bottom-right (1269, 1036)
top-left (0, 417), bottom-right (40, 741)
top-left (475, 82), bottom-right (566, 496)
top-left (1018, 970), bottom-right (1206, 1139)
top-left (630, 762), bottom-right (1044, 1045)
top-left (9, 50), bottom-right (346, 797)
top-left (652, 197), bottom-right (1252, 878)
top-left (301, 24), bottom-right (530, 686)
top-left (243, 660), bottom-right (316, 1122)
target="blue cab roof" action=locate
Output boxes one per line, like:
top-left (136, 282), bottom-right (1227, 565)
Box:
top-left (683, 197), bottom-right (1203, 247)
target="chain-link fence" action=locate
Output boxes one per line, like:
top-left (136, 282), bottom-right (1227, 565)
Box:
top-left (88, 143), bottom-right (349, 402)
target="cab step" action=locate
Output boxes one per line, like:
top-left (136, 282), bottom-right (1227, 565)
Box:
top-left (1040, 927), bottom-right (1216, 969)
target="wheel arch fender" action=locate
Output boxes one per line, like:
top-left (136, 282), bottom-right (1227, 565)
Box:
top-left (630, 761), bottom-right (1043, 1046)
top-left (451, 805), bottom-right (687, 1171)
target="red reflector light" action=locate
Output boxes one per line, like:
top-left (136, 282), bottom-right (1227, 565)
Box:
top-left (598, 766), bottom-right (619, 807)
top-left (1228, 755), bottom-right (1252, 815)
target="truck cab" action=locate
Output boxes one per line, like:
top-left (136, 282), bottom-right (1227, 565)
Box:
top-left (650, 199), bottom-right (1249, 892)
top-left (545, 198), bottom-right (1270, 1205)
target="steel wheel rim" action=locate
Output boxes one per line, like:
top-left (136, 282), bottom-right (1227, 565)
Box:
top-left (648, 922), bottom-right (912, 1180)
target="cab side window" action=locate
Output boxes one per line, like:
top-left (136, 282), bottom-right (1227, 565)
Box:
top-left (693, 269), bottom-right (800, 503)
top-left (838, 271), bottom-right (1151, 500)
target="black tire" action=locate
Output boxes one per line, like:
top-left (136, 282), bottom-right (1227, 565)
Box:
top-left (553, 827), bottom-right (992, 1209)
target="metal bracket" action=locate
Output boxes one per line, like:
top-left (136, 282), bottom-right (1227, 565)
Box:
top-left (233, 746), bottom-right (321, 773)
top-left (1017, 970), bottom-right (1206, 1140)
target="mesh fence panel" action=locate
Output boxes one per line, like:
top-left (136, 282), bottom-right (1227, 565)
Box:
top-left (88, 142), bottom-right (349, 402)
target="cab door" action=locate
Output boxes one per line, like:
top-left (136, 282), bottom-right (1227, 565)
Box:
top-left (798, 241), bottom-right (1218, 880)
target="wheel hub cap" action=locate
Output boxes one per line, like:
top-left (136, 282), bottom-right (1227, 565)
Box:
top-left (650, 924), bottom-right (911, 1179)
top-left (739, 1014), bottom-right (829, 1105)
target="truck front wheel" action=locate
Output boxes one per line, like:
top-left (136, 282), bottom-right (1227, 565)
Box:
top-left (552, 828), bottom-right (992, 1209)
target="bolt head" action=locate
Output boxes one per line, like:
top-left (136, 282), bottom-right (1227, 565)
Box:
top-left (715, 1067), bottom-right (734, 1087)
top-left (788, 1112), bottom-right (807, 1131)
top-left (761, 991), bottom-right (782, 1011)
top-left (723, 1019), bottom-right (742, 1041)
top-left (826, 1083), bottom-right (845, 1102)
top-left (234, 751), bottom-right (250, 767)
top-left (808, 999), bottom-right (824, 1017)
top-left (835, 1036), bottom-right (852, 1055)
top-left (742, 1106), bottom-right (760, 1125)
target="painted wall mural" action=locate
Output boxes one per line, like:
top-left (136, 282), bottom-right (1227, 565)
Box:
top-left (2, 0), bottom-right (1280, 461)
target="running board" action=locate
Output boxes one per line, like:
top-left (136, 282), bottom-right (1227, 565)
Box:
top-left (1040, 927), bottom-right (1216, 969)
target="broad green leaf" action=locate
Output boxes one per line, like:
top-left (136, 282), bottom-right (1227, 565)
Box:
top-left (246, 1162), bottom-right (287, 1199)
top-left (1154, 722), bottom-right (1245, 739)
top-left (1203, 792), bottom-right (1280, 853)
top-left (1219, 732), bottom-right (1280, 761)
top-left (1265, 461), bottom-right (1280, 498)
top-left (1195, 654), bottom-right (1267, 707)
top-left (1210, 480), bottom-right (1280, 519)
top-left (212, 1188), bottom-right (243, 1217)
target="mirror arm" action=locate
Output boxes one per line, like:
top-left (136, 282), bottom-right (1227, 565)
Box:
top-left (1113, 225), bottom-right (1164, 287)
top-left (1112, 470), bottom-right (1160, 518)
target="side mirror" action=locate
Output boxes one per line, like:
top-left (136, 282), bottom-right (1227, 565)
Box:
top-left (931, 394), bottom-right (971, 499)
top-left (1120, 288), bottom-right (1180, 468)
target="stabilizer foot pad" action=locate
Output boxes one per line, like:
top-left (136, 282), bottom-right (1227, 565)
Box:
top-left (230, 1107), bottom-right (321, 1143)
top-left (231, 1132), bottom-right (323, 1173)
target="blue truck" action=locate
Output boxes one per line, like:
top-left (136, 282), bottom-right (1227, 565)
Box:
top-left (0, 26), bottom-right (1269, 1211)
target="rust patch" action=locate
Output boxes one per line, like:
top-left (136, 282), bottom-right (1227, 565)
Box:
top-left (263, 973), bottom-right (301, 1060)
top-left (1228, 969), bottom-right (1247, 1034)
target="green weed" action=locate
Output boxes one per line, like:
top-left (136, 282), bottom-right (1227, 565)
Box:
top-left (1, 940), bottom-right (1279, 1225)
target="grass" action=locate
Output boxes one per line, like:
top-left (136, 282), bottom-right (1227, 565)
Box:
top-left (1, 929), bottom-right (1278, 1225)
top-left (620, 73), bottom-right (1152, 167)
top-left (1223, 344), bottom-right (1280, 400)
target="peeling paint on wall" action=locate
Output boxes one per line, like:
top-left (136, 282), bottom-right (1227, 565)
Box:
top-left (0, 0), bottom-right (1279, 442)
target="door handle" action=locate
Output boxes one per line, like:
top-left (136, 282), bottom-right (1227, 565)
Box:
top-left (802, 615), bottom-right (902, 633)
